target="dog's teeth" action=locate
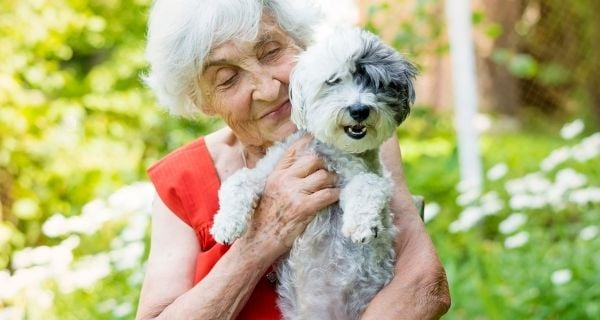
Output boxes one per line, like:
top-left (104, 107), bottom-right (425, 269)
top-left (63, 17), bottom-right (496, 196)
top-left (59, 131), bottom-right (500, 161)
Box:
top-left (344, 125), bottom-right (367, 139)
top-left (350, 125), bottom-right (366, 134)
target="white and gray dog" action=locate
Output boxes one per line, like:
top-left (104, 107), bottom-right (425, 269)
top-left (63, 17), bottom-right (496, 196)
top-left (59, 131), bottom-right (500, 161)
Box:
top-left (210, 28), bottom-right (417, 319)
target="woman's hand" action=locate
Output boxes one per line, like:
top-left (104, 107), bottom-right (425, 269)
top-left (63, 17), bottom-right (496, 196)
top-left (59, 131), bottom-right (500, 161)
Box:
top-left (240, 135), bottom-right (340, 259)
top-left (360, 136), bottom-right (450, 320)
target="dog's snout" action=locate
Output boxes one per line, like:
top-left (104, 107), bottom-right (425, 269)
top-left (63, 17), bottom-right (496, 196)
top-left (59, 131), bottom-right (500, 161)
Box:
top-left (349, 104), bottom-right (370, 122)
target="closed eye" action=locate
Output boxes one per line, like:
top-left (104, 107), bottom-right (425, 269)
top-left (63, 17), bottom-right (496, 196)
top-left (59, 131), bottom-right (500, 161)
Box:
top-left (260, 42), bottom-right (282, 62)
top-left (217, 73), bottom-right (238, 89)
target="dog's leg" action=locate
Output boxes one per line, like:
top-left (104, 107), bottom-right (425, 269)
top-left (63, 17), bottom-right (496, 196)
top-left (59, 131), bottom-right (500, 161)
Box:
top-left (210, 133), bottom-right (303, 244)
top-left (340, 173), bottom-right (393, 243)
top-left (210, 168), bottom-right (265, 244)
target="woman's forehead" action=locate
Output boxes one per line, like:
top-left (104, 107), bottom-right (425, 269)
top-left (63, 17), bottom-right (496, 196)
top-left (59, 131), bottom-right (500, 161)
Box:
top-left (205, 20), bottom-right (289, 66)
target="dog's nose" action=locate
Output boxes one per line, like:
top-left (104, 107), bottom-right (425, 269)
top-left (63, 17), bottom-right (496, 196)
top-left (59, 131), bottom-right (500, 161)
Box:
top-left (349, 104), bottom-right (370, 122)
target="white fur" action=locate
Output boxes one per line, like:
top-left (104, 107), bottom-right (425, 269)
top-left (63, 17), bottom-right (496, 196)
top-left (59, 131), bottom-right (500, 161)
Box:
top-left (211, 28), bottom-right (416, 319)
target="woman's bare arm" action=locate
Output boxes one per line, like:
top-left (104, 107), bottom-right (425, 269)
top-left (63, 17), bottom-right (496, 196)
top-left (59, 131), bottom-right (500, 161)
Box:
top-left (136, 195), bottom-right (279, 320)
top-left (136, 136), bottom-right (339, 320)
top-left (361, 136), bottom-right (451, 320)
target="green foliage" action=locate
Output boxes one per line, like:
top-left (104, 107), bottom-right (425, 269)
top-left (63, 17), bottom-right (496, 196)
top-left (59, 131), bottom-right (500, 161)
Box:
top-left (0, 0), bottom-right (217, 318)
top-left (401, 109), bottom-right (600, 319)
top-left (365, 0), bottom-right (447, 60)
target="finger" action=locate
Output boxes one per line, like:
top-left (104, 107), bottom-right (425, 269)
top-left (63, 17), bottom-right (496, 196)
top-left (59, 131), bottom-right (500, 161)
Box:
top-left (276, 147), bottom-right (297, 170)
top-left (288, 153), bottom-right (326, 178)
top-left (303, 188), bottom-right (340, 213)
top-left (275, 135), bottom-right (313, 170)
top-left (301, 169), bottom-right (337, 192)
top-left (291, 134), bottom-right (313, 150)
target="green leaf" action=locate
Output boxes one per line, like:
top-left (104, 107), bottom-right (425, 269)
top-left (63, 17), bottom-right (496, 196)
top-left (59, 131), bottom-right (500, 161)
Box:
top-left (509, 54), bottom-right (539, 79)
top-left (485, 23), bottom-right (504, 39)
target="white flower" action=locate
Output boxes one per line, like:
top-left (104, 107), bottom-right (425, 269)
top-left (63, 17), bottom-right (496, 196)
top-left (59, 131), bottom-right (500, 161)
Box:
top-left (524, 173), bottom-right (553, 194)
top-left (110, 241), bottom-right (145, 270)
top-left (456, 189), bottom-right (481, 206)
top-left (12, 246), bottom-right (53, 269)
top-left (108, 182), bottom-right (154, 214)
top-left (579, 226), bottom-right (599, 241)
top-left (456, 179), bottom-right (481, 193)
top-left (128, 269), bottom-right (145, 286)
top-left (560, 119), bottom-right (584, 140)
top-left (571, 132), bottom-right (600, 162)
top-left (0, 307), bottom-right (24, 320)
top-left (424, 202), bottom-right (440, 223)
top-left (56, 253), bottom-right (111, 293)
top-left (540, 147), bottom-right (571, 172)
top-left (11, 236), bottom-right (79, 270)
top-left (555, 168), bottom-right (587, 190)
top-left (499, 213), bottom-right (527, 234)
top-left (119, 213), bottom-right (149, 242)
top-left (42, 213), bottom-right (69, 237)
top-left (480, 191), bottom-right (504, 215)
top-left (98, 299), bottom-right (118, 313)
top-left (504, 231), bottom-right (529, 249)
top-left (26, 288), bottom-right (54, 309)
top-left (505, 179), bottom-right (527, 195)
top-left (0, 271), bottom-right (16, 300)
top-left (113, 302), bottom-right (133, 318)
top-left (570, 187), bottom-right (600, 205)
top-left (449, 206), bottom-right (484, 233)
top-left (509, 194), bottom-right (547, 210)
top-left (551, 269), bottom-right (572, 285)
top-left (487, 163), bottom-right (508, 181)
top-left (506, 173), bottom-right (552, 195)
top-left (545, 184), bottom-right (568, 209)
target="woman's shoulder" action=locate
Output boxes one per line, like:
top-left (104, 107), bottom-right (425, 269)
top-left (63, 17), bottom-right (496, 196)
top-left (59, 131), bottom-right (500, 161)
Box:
top-left (147, 132), bottom-right (221, 228)
top-left (205, 127), bottom-right (245, 183)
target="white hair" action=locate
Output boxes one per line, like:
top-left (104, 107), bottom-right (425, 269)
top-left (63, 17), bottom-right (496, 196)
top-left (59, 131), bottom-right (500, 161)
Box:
top-left (144, 0), bottom-right (320, 118)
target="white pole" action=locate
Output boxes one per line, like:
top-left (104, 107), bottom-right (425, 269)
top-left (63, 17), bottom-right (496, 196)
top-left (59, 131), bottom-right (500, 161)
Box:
top-left (445, 0), bottom-right (483, 192)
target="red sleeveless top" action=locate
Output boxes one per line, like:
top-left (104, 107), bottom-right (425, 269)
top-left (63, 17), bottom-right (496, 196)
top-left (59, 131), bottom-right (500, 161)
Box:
top-left (147, 137), bottom-right (281, 319)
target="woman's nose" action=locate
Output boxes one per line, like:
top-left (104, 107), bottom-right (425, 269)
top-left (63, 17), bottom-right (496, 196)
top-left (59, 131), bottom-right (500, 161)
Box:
top-left (252, 72), bottom-right (281, 102)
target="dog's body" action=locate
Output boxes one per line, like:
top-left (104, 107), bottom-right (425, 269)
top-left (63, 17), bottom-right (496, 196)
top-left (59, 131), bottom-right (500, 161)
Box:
top-left (210, 28), bottom-right (416, 319)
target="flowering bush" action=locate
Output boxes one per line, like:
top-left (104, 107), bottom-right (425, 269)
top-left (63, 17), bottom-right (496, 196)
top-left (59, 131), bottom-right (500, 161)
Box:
top-left (403, 115), bottom-right (600, 319)
top-left (1, 183), bottom-right (154, 319)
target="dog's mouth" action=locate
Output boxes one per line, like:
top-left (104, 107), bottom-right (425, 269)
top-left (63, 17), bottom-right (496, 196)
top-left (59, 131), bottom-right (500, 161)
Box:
top-left (344, 124), bottom-right (367, 139)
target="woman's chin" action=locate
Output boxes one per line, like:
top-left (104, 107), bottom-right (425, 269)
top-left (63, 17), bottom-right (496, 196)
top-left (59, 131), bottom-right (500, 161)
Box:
top-left (271, 121), bottom-right (298, 141)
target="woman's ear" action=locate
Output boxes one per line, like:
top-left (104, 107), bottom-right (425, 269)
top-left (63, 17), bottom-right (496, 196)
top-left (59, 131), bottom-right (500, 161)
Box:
top-left (199, 103), bottom-right (217, 116)
top-left (189, 87), bottom-right (217, 116)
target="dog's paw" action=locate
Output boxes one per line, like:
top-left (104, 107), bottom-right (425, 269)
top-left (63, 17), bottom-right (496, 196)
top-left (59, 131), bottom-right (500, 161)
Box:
top-left (209, 214), bottom-right (247, 245)
top-left (342, 218), bottom-right (384, 244)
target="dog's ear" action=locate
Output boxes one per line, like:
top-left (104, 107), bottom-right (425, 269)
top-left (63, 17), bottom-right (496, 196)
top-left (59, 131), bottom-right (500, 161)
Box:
top-left (289, 67), bottom-right (308, 130)
top-left (388, 56), bottom-right (417, 124)
top-left (357, 30), bottom-right (417, 125)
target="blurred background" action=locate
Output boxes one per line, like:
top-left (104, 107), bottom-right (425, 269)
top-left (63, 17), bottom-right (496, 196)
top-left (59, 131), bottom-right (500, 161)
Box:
top-left (1, 0), bottom-right (599, 319)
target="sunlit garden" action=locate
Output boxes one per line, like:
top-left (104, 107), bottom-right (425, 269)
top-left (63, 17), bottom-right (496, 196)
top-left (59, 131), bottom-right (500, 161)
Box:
top-left (1, 0), bottom-right (599, 319)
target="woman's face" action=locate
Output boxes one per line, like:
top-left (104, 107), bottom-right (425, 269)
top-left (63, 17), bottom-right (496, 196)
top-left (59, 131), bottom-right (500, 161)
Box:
top-left (198, 16), bottom-right (301, 147)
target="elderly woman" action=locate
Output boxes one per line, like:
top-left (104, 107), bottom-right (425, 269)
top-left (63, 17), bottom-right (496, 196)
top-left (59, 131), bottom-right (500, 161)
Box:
top-left (136, 0), bottom-right (450, 319)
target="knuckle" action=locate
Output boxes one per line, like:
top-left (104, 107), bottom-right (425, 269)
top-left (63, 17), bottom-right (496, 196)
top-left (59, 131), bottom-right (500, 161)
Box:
top-left (303, 153), bottom-right (320, 163)
top-left (313, 169), bottom-right (328, 180)
top-left (321, 188), bottom-right (337, 200)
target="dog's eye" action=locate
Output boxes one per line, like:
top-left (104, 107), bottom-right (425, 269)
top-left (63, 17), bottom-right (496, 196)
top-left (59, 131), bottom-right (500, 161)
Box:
top-left (325, 77), bottom-right (342, 86)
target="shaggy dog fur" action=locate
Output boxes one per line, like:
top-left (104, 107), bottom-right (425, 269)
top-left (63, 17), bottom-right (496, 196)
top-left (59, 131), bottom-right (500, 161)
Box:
top-left (210, 28), bottom-right (417, 320)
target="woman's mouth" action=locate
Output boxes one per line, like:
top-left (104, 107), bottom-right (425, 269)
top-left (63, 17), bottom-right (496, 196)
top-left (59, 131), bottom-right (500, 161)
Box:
top-left (262, 100), bottom-right (291, 121)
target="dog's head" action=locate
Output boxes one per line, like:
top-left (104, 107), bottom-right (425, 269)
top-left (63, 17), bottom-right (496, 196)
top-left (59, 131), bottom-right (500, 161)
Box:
top-left (290, 28), bottom-right (417, 154)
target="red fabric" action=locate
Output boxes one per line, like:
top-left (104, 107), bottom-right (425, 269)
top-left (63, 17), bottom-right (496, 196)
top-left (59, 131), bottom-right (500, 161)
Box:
top-left (147, 137), bottom-right (281, 319)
